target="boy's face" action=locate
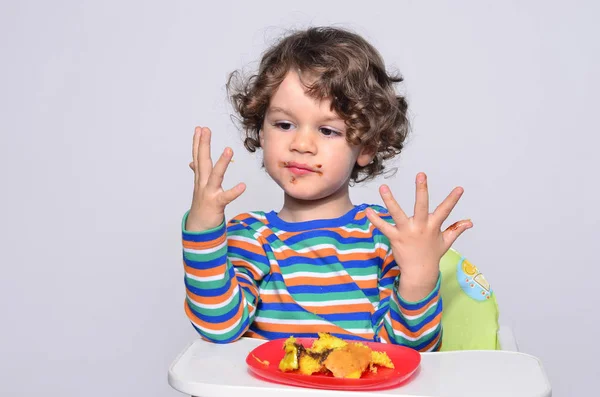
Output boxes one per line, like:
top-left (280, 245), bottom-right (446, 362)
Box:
top-left (260, 70), bottom-right (373, 202)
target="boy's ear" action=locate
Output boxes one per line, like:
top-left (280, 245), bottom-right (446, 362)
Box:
top-left (356, 146), bottom-right (376, 167)
top-left (259, 122), bottom-right (265, 146)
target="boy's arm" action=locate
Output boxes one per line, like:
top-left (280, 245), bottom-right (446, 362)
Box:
top-left (182, 212), bottom-right (270, 343)
top-left (376, 250), bottom-right (443, 351)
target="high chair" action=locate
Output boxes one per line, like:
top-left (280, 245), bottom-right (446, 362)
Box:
top-left (438, 249), bottom-right (517, 351)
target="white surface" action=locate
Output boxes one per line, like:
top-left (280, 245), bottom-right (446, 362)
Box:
top-left (168, 338), bottom-right (551, 397)
top-left (1, 1), bottom-right (598, 397)
top-left (498, 325), bottom-right (519, 352)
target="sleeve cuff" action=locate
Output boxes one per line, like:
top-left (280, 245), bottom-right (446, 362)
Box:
top-left (395, 272), bottom-right (442, 310)
top-left (182, 210), bottom-right (226, 240)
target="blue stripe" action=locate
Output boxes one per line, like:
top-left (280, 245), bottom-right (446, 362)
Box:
top-left (259, 303), bottom-right (309, 312)
top-left (184, 254), bottom-right (226, 270)
top-left (389, 302), bottom-right (442, 333)
top-left (381, 260), bottom-right (397, 277)
top-left (320, 311), bottom-right (372, 322)
top-left (185, 266), bottom-right (236, 297)
top-left (379, 277), bottom-right (395, 288)
top-left (182, 223), bottom-right (226, 242)
top-left (228, 246), bottom-right (270, 267)
top-left (361, 287), bottom-right (379, 297)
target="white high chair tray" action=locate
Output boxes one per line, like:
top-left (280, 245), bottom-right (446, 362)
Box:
top-left (168, 337), bottom-right (551, 397)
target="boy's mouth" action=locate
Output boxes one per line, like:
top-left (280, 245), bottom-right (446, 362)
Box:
top-left (281, 161), bottom-right (323, 176)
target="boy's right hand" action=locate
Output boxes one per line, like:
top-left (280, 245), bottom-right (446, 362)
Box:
top-left (185, 126), bottom-right (246, 232)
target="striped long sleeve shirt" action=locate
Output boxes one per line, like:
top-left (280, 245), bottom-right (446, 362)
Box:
top-left (182, 203), bottom-right (443, 351)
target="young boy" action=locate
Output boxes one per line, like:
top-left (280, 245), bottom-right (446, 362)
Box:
top-left (182, 27), bottom-right (472, 351)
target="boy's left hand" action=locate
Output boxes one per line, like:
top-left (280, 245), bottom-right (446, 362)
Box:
top-left (365, 172), bottom-right (472, 302)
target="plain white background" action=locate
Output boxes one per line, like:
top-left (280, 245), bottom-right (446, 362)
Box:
top-left (1, 1), bottom-right (598, 396)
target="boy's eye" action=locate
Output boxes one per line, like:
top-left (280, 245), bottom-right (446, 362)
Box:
top-left (274, 122), bottom-right (294, 131)
top-left (320, 127), bottom-right (341, 137)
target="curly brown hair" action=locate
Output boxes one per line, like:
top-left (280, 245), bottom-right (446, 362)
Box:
top-left (227, 26), bottom-right (410, 183)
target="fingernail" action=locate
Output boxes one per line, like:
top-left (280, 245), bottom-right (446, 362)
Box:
top-left (380, 185), bottom-right (390, 194)
top-left (417, 173), bottom-right (426, 184)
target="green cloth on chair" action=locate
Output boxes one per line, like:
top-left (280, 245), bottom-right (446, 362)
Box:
top-left (439, 249), bottom-right (499, 351)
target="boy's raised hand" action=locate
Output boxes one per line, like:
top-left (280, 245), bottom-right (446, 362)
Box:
top-left (185, 126), bottom-right (246, 232)
top-left (365, 172), bottom-right (472, 302)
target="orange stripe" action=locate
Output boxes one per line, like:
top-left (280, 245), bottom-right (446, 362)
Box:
top-left (185, 299), bottom-right (246, 331)
top-left (382, 255), bottom-right (397, 268)
top-left (230, 214), bottom-right (260, 224)
top-left (276, 226), bottom-right (377, 241)
top-left (231, 259), bottom-right (263, 280)
top-left (260, 293), bottom-right (298, 304)
top-left (283, 276), bottom-right (377, 291)
top-left (398, 296), bottom-right (440, 317)
top-left (378, 327), bottom-right (392, 343)
top-left (228, 239), bottom-right (265, 256)
top-left (389, 311), bottom-right (442, 339)
top-left (355, 211), bottom-right (393, 222)
top-left (379, 288), bottom-right (393, 301)
top-left (302, 302), bottom-right (375, 315)
top-left (184, 263), bottom-right (226, 278)
top-left (283, 275), bottom-right (350, 287)
top-left (183, 233), bottom-right (226, 250)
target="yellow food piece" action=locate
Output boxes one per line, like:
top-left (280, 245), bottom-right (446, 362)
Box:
top-left (371, 351), bottom-right (394, 369)
top-left (297, 354), bottom-right (323, 375)
top-left (278, 337), bottom-right (299, 372)
top-left (310, 332), bottom-right (348, 353)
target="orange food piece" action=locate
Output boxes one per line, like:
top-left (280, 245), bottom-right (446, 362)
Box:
top-left (324, 343), bottom-right (372, 378)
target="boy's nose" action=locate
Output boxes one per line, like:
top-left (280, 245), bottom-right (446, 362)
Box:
top-left (289, 128), bottom-right (317, 154)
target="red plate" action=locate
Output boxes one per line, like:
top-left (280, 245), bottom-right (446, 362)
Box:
top-left (245, 338), bottom-right (421, 391)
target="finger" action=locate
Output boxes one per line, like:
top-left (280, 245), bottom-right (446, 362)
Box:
top-left (192, 127), bottom-right (201, 182)
top-left (442, 219), bottom-right (473, 250)
top-left (198, 127), bottom-right (214, 187)
top-left (365, 207), bottom-right (398, 237)
top-left (206, 147), bottom-right (234, 191)
top-left (413, 172), bottom-right (429, 225)
top-left (379, 185), bottom-right (408, 226)
top-left (217, 183), bottom-right (246, 206)
top-left (432, 187), bottom-right (464, 227)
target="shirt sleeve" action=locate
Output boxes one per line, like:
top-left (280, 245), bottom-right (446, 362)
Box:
top-left (370, 206), bottom-right (443, 351)
top-left (181, 211), bottom-right (271, 343)
top-left (377, 249), bottom-right (443, 351)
